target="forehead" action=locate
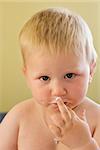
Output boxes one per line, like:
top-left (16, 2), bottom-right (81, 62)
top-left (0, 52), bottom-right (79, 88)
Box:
top-left (27, 49), bottom-right (87, 72)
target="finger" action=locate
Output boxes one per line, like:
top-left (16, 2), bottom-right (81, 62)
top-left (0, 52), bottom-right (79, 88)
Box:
top-left (49, 124), bottom-right (62, 138)
top-left (51, 113), bottom-right (65, 128)
top-left (67, 107), bottom-right (85, 124)
top-left (67, 107), bottom-right (78, 119)
top-left (57, 98), bottom-right (71, 121)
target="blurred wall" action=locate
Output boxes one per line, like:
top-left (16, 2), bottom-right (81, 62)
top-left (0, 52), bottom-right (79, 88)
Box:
top-left (0, 1), bottom-right (100, 111)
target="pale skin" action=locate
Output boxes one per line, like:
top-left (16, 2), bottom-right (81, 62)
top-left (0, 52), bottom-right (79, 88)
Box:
top-left (0, 49), bottom-right (100, 150)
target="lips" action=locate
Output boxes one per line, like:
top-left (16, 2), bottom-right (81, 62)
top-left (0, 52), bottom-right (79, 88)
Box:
top-left (48, 101), bottom-right (72, 114)
top-left (50, 101), bottom-right (70, 107)
top-left (48, 96), bottom-right (72, 109)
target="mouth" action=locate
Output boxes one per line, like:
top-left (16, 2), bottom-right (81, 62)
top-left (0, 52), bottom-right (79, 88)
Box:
top-left (48, 97), bottom-right (72, 109)
top-left (50, 101), bottom-right (70, 107)
top-left (49, 102), bottom-right (70, 112)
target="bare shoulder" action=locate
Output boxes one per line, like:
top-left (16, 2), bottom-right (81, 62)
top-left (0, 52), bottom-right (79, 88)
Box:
top-left (83, 97), bottom-right (100, 146)
top-left (83, 97), bottom-right (100, 115)
top-left (11, 98), bottom-right (35, 116)
top-left (83, 97), bottom-right (100, 123)
top-left (0, 98), bottom-right (34, 150)
top-left (1, 98), bottom-right (35, 124)
top-left (11, 98), bottom-right (36, 123)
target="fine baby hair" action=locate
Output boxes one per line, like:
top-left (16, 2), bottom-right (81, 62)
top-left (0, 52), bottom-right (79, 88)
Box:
top-left (19, 7), bottom-right (97, 67)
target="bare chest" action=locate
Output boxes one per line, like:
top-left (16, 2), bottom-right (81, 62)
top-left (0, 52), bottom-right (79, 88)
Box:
top-left (18, 121), bottom-right (71, 150)
top-left (17, 107), bottom-right (95, 150)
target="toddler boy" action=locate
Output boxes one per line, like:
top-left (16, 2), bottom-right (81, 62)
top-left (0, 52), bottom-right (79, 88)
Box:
top-left (0, 7), bottom-right (100, 150)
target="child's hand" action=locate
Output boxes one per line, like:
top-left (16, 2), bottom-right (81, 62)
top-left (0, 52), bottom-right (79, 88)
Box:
top-left (48, 98), bottom-right (92, 149)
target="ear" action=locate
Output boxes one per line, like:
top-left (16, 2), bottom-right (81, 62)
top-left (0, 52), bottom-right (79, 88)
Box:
top-left (22, 66), bottom-right (27, 76)
top-left (22, 66), bottom-right (31, 89)
top-left (89, 61), bottom-right (96, 83)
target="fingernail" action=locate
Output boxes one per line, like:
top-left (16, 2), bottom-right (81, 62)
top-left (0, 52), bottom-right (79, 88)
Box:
top-left (56, 97), bottom-right (62, 102)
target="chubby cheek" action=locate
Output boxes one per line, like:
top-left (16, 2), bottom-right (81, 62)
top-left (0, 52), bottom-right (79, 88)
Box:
top-left (27, 76), bottom-right (50, 106)
top-left (31, 84), bottom-right (50, 106)
top-left (69, 79), bottom-right (89, 105)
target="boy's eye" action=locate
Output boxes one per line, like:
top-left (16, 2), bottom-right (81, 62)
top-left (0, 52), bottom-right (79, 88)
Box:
top-left (64, 73), bottom-right (76, 79)
top-left (40, 76), bottom-right (50, 81)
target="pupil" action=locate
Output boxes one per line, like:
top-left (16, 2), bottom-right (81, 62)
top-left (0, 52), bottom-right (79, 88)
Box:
top-left (67, 73), bottom-right (73, 78)
top-left (43, 76), bottom-right (48, 80)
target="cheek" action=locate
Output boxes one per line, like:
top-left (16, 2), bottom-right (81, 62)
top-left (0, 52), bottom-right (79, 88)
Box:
top-left (30, 84), bottom-right (50, 105)
top-left (69, 78), bottom-right (89, 102)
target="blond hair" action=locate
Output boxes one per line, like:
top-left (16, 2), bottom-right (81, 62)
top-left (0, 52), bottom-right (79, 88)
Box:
top-left (19, 7), bottom-right (97, 66)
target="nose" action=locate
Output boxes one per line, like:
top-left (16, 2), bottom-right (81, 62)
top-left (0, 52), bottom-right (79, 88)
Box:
top-left (50, 80), bottom-right (67, 97)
